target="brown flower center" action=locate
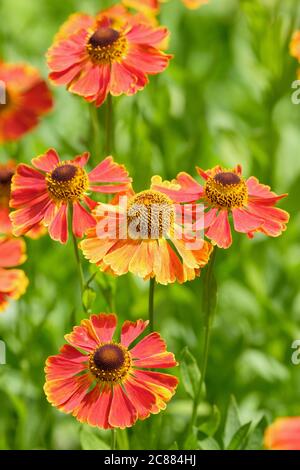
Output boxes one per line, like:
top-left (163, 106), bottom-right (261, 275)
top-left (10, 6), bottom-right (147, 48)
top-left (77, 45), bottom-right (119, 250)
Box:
top-left (89, 343), bottom-right (131, 383)
top-left (0, 168), bottom-right (14, 185)
top-left (46, 163), bottom-right (88, 203)
top-left (127, 190), bottom-right (175, 240)
top-left (205, 171), bottom-right (248, 209)
top-left (0, 167), bottom-right (14, 206)
top-left (86, 27), bottom-right (128, 64)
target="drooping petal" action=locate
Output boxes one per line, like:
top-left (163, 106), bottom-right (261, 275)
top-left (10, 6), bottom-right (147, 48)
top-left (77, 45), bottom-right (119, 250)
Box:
top-left (88, 156), bottom-right (131, 184)
top-left (108, 384), bottom-right (137, 429)
top-left (205, 209), bottom-right (232, 249)
top-left (48, 203), bottom-right (68, 244)
top-left (232, 207), bottom-right (263, 233)
top-left (44, 373), bottom-right (93, 412)
top-left (123, 376), bottom-right (157, 420)
top-left (74, 384), bottom-right (113, 429)
top-left (72, 202), bottom-right (96, 238)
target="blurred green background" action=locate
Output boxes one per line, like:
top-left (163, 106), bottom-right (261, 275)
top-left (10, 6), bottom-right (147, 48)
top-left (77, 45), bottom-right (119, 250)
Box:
top-left (0, 0), bottom-right (300, 450)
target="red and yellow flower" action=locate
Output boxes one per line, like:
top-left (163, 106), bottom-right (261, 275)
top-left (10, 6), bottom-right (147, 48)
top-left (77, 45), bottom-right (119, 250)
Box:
top-left (264, 417), bottom-right (300, 450)
top-left (47, 5), bottom-right (172, 107)
top-left (154, 166), bottom-right (289, 249)
top-left (44, 313), bottom-right (178, 429)
top-left (80, 176), bottom-right (213, 285)
top-left (9, 149), bottom-right (131, 244)
top-left (0, 62), bottom-right (53, 143)
top-left (0, 237), bottom-right (28, 312)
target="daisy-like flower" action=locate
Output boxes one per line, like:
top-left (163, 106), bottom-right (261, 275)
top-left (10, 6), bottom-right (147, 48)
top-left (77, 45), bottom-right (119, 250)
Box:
top-left (80, 176), bottom-right (213, 285)
top-left (154, 166), bottom-right (289, 249)
top-left (44, 313), bottom-right (178, 429)
top-left (9, 149), bottom-right (131, 244)
top-left (0, 62), bottom-right (53, 143)
top-left (264, 417), bottom-right (300, 450)
top-left (0, 237), bottom-right (28, 312)
top-left (46, 5), bottom-right (172, 107)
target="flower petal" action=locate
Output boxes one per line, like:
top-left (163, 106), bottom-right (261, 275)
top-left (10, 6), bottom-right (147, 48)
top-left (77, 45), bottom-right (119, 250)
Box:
top-left (89, 313), bottom-right (117, 343)
top-left (205, 209), bottom-right (232, 249)
top-left (32, 149), bottom-right (60, 172)
top-left (108, 384), bottom-right (137, 429)
top-left (48, 203), bottom-right (68, 244)
top-left (121, 319), bottom-right (149, 348)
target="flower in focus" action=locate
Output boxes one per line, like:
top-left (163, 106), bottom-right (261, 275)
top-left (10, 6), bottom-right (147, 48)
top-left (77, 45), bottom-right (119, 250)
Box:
top-left (156, 166), bottom-right (289, 249)
top-left (264, 417), bottom-right (300, 450)
top-left (0, 237), bottom-right (28, 312)
top-left (81, 175), bottom-right (213, 285)
top-left (44, 313), bottom-right (178, 429)
top-left (10, 150), bottom-right (131, 244)
top-left (0, 160), bottom-right (45, 239)
top-left (47, 5), bottom-right (172, 107)
top-left (0, 62), bottom-right (53, 143)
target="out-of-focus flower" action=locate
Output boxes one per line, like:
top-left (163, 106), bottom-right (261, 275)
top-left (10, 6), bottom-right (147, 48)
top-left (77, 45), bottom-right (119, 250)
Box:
top-left (264, 417), bottom-right (300, 450)
top-left (47, 5), bottom-right (172, 107)
top-left (44, 313), bottom-right (178, 429)
top-left (290, 31), bottom-right (300, 61)
top-left (0, 160), bottom-right (45, 239)
top-left (10, 150), bottom-right (131, 244)
top-left (123, 0), bottom-right (208, 13)
top-left (0, 62), bottom-right (53, 143)
top-left (0, 237), bottom-right (28, 312)
top-left (81, 175), bottom-right (212, 285)
top-left (153, 166), bottom-right (289, 249)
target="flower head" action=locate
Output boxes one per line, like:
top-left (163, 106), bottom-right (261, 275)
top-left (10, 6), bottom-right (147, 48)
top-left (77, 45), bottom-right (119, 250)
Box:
top-left (47, 6), bottom-right (172, 107)
top-left (0, 62), bottom-right (53, 143)
top-left (44, 313), bottom-right (178, 429)
top-left (155, 166), bottom-right (289, 249)
top-left (80, 175), bottom-right (212, 285)
top-left (10, 149), bottom-right (131, 244)
top-left (264, 417), bottom-right (300, 450)
top-left (0, 237), bottom-right (28, 312)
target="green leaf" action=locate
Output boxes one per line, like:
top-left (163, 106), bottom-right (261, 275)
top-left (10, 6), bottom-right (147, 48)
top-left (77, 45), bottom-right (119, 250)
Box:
top-left (183, 427), bottom-right (200, 450)
top-left (180, 347), bottom-right (201, 399)
top-left (80, 427), bottom-right (110, 450)
top-left (199, 437), bottom-right (221, 450)
top-left (198, 405), bottom-right (221, 437)
top-left (246, 416), bottom-right (268, 450)
top-left (224, 395), bottom-right (241, 447)
top-left (227, 422), bottom-right (252, 450)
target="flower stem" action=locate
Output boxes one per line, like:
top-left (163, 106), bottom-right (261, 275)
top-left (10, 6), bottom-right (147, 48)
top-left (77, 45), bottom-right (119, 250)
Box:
top-left (148, 278), bottom-right (156, 332)
top-left (70, 210), bottom-right (87, 313)
top-left (190, 248), bottom-right (218, 429)
top-left (90, 105), bottom-right (101, 160)
top-left (105, 93), bottom-right (114, 155)
top-left (111, 429), bottom-right (117, 450)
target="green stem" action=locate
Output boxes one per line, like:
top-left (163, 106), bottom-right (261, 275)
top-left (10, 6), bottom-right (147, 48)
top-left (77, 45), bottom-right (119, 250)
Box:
top-left (111, 429), bottom-right (117, 450)
top-left (148, 278), bottom-right (155, 332)
top-left (105, 93), bottom-right (114, 155)
top-left (190, 248), bottom-right (218, 429)
top-left (70, 211), bottom-right (87, 313)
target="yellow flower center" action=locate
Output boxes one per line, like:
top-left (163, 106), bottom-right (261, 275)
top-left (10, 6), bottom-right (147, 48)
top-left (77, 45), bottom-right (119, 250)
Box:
top-left (205, 171), bottom-right (248, 209)
top-left (89, 343), bottom-right (132, 383)
top-left (86, 27), bottom-right (128, 64)
top-left (46, 163), bottom-right (88, 203)
top-left (127, 190), bottom-right (175, 240)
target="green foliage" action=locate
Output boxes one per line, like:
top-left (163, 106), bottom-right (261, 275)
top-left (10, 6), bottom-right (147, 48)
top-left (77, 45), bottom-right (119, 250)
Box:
top-left (0, 0), bottom-right (299, 450)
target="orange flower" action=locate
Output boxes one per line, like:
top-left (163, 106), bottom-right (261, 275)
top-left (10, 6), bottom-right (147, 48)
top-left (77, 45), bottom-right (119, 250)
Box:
top-left (154, 166), bottom-right (289, 249)
top-left (0, 237), bottom-right (28, 312)
top-left (290, 31), bottom-right (300, 61)
top-left (0, 62), bottom-right (53, 143)
top-left (264, 417), bottom-right (300, 450)
top-left (44, 313), bottom-right (178, 429)
top-left (47, 5), bottom-right (172, 108)
top-left (80, 176), bottom-right (212, 285)
top-left (10, 150), bottom-right (131, 244)
top-left (0, 160), bottom-right (45, 239)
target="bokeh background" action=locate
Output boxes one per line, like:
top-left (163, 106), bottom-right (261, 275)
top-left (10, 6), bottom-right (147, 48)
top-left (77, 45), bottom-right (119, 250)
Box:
top-left (0, 0), bottom-right (300, 450)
